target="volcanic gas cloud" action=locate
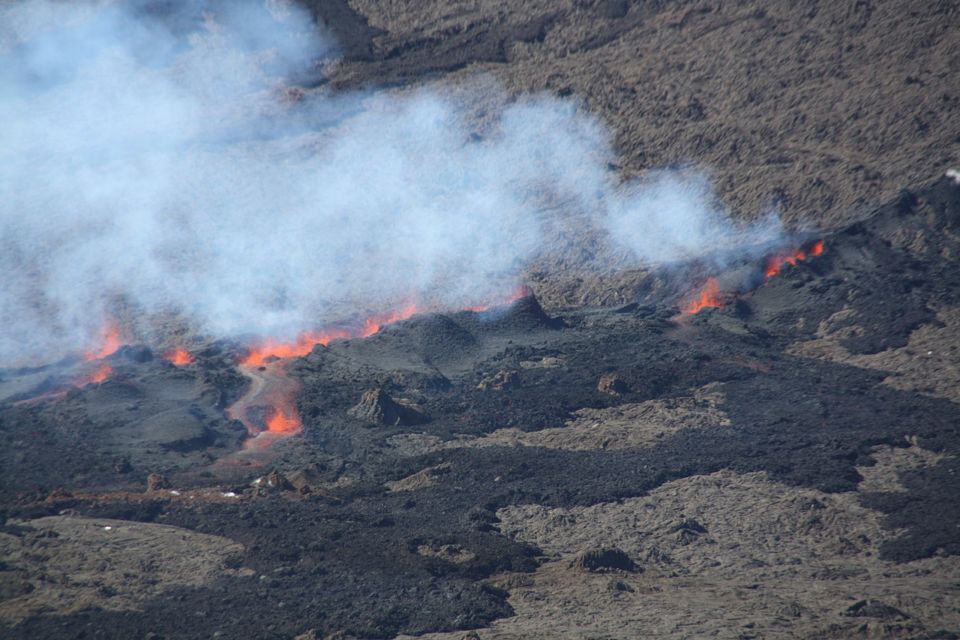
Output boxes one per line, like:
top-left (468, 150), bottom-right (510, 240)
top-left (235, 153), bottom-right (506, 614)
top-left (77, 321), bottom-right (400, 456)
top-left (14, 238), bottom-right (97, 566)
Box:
top-left (1, 0), bottom-right (821, 450)
top-left (0, 0), bottom-right (794, 369)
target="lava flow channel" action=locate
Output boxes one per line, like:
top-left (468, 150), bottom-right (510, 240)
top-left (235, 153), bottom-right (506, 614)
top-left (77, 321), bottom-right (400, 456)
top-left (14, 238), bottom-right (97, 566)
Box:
top-left (226, 359), bottom-right (303, 450)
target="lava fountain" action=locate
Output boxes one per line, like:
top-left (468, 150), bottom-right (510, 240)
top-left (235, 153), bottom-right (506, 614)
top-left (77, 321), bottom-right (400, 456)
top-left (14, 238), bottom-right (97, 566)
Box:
top-left (72, 322), bottom-right (126, 388)
top-left (682, 277), bottom-right (723, 314)
top-left (164, 348), bottom-right (195, 366)
top-left (83, 323), bottom-right (122, 362)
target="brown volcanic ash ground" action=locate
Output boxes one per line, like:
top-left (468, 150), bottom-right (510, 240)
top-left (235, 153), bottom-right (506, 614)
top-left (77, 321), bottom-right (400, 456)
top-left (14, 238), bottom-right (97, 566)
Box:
top-left (3, 3), bottom-right (960, 639)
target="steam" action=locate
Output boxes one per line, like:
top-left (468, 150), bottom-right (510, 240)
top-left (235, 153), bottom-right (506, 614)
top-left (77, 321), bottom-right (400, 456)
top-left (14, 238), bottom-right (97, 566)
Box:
top-left (0, 0), bottom-right (783, 365)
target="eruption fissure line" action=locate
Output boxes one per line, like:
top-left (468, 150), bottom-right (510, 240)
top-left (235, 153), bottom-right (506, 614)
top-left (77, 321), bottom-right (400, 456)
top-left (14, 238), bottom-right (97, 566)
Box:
top-left (764, 239), bottom-right (824, 279)
top-left (241, 287), bottom-right (530, 367)
top-left (682, 240), bottom-right (825, 315)
top-left (229, 286), bottom-right (531, 448)
top-left (3, 0), bottom-right (801, 367)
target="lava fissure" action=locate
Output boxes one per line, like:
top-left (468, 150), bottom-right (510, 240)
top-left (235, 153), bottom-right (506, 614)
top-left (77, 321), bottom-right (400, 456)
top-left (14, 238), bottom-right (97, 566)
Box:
top-left (682, 277), bottom-right (724, 314)
top-left (229, 286), bottom-right (533, 449)
top-left (764, 239), bottom-right (824, 279)
top-left (164, 348), bottom-right (195, 366)
top-left (83, 323), bottom-right (122, 362)
top-left (682, 240), bottom-right (825, 315)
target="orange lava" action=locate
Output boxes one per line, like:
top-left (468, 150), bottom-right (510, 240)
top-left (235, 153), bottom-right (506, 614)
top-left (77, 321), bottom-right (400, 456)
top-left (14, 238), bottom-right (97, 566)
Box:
top-left (241, 304), bottom-right (424, 366)
top-left (232, 286), bottom-right (535, 452)
top-left (266, 407), bottom-right (301, 433)
top-left (87, 363), bottom-right (112, 385)
top-left (682, 277), bottom-right (723, 314)
top-left (164, 348), bottom-right (194, 366)
top-left (242, 328), bottom-right (351, 366)
top-left (683, 240), bottom-right (825, 316)
top-left (242, 286), bottom-right (535, 365)
top-left (359, 303), bottom-right (420, 338)
top-left (765, 240), bottom-right (825, 279)
top-left (84, 323), bottom-right (122, 361)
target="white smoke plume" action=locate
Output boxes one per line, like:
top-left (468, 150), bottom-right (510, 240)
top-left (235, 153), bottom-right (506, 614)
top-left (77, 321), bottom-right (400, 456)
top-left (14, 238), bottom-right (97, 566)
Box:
top-left (0, 0), bottom-right (783, 366)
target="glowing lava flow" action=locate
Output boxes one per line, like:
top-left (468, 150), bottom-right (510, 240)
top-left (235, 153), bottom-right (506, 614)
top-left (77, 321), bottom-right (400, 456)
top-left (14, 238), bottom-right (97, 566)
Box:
top-left (267, 408), bottom-right (301, 433)
top-left (87, 363), bottom-right (112, 384)
top-left (683, 240), bottom-right (825, 315)
top-left (164, 348), bottom-right (195, 365)
top-left (226, 359), bottom-right (304, 450)
top-left (229, 287), bottom-right (534, 449)
top-left (764, 239), bottom-right (824, 279)
top-left (84, 323), bottom-right (122, 361)
top-left (229, 304), bottom-right (425, 447)
top-left (241, 287), bottom-right (530, 367)
top-left (682, 277), bottom-right (723, 314)
top-left (73, 322), bottom-right (125, 387)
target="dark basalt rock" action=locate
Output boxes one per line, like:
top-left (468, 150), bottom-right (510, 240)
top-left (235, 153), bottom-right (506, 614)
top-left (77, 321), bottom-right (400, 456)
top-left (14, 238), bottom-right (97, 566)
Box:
top-left (146, 473), bottom-right (169, 492)
top-left (479, 294), bottom-right (563, 332)
top-left (347, 388), bottom-right (428, 426)
top-left (844, 599), bottom-right (911, 621)
top-left (115, 345), bottom-right (153, 363)
top-left (572, 547), bottom-right (638, 573)
top-left (597, 371), bottom-right (628, 394)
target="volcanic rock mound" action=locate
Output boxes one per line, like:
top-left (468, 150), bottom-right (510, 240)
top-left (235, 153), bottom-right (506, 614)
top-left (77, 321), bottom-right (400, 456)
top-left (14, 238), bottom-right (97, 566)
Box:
top-left (348, 388), bottom-right (428, 426)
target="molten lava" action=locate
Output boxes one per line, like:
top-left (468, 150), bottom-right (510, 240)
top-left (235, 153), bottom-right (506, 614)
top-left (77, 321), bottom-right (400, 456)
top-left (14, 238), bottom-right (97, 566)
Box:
top-left (71, 322), bottom-right (125, 386)
top-left (242, 330), bottom-right (350, 367)
top-left (359, 304), bottom-right (419, 338)
top-left (243, 287), bottom-right (536, 366)
top-left (164, 348), bottom-right (194, 366)
top-left (764, 240), bottom-right (825, 279)
top-left (267, 408), bottom-right (301, 433)
top-left (682, 277), bottom-right (723, 314)
top-left (683, 240), bottom-right (825, 315)
top-left (226, 358), bottom-right (304, 449)
top-left (87, 363), bottom-right (112, 385)
top-left (84, 323), bottom-right (122, 361)
top-left (231, 286), bottom-right (536, 451)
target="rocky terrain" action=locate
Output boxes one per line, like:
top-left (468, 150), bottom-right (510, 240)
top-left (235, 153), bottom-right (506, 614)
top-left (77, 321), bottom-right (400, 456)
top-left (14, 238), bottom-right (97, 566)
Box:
top-left (2, 1), bottom-right (959, 639)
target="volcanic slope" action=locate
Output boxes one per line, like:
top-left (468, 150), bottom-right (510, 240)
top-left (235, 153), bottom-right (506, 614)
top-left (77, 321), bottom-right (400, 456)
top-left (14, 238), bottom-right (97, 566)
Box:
top-left (316, 0), bottom-right (960, 230)
top-left (0, 176), bottom-right (958, 638)
top-left (304, 0), bottom-right (960, 311)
